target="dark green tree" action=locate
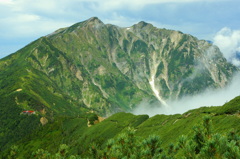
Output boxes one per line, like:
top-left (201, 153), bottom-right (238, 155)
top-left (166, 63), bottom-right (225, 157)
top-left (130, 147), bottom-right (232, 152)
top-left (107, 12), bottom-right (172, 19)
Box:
top-left (32, 148), bottom-right (51, 159)
top-left (176, 116), bottom-right (240, 159)
top-left (7, 145), bottom-right (19, 159)
top-left (141, 135), bottom-right (162, 158)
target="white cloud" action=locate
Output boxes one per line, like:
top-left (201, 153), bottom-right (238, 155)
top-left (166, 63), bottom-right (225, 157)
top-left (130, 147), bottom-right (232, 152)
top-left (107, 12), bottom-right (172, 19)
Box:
top-left (133, 73), bottom-right (240, 116)
top-left (213, 27), bottom-right (240, 66)
top-left (0, 0), bottom-right (239, 59)
top-left (92, 0), bottom-right (222, 11)
top-left (169, 73), bottom-right (240, 114)
top-left (0, 0), bottom-right (235, 39)
top-left (104, 13), bottom-right (139, 27)
top-left (10, 14), bottom-right (40, 23)
top-left (133, 30), bottom-right (240, 116)
top-left (0, 0), bottom-right (74, 38)
top-left (0, 0), bottom-right (13, 5)
top-left (232, 58), bottom-right (240, 67)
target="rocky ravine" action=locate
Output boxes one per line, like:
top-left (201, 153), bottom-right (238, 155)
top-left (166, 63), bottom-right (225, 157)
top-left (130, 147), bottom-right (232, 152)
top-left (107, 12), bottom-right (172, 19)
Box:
top-left (49, 17), bottom-right (236, 106)
top-left (0, 17), bottom-right (237, 116)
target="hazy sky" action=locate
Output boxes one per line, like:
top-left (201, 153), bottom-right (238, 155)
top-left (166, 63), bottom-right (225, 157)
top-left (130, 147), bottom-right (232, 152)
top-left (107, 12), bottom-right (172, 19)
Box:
top-left (0, 0), bottom-right (240, 59)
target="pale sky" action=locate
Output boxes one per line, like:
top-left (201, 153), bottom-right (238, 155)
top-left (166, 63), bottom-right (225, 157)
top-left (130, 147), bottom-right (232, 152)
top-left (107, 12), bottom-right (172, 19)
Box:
top-left (0, 0), bottom-right (240, 60)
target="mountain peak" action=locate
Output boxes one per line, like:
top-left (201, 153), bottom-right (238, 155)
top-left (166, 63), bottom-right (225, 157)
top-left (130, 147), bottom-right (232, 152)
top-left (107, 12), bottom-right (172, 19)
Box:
top-left (134, 21), bottom-right (153, 28)
top-left (59, 17), bottom-right (104, 34)
top-left (86, 17), bottom-right (104, 25)
top-left (1, 17), bottom-right (237, 118)
top-left (87, 17), bottom-right (102, 22)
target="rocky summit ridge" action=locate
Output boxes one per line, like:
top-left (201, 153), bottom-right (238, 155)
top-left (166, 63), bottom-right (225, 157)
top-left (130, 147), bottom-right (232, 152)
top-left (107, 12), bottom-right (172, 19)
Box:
top-left (0, 17), bottom-right (238, 117)
top-left (0, 17), bottom-right (239, 152)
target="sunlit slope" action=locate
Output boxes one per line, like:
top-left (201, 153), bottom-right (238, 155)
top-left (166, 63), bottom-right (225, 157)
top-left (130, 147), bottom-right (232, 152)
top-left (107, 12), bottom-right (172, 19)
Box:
top-left (3, 96), bottom-right (239, 158)
top-left (0, 17), bottom-right (237, 119)
top-left (0, 17), bottom-right (238, 154)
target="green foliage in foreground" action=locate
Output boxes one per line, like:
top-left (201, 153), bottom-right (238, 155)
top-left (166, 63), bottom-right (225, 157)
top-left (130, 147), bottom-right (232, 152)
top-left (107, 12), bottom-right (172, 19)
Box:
top-left (2, 96), bottom-right (240, 158)
top-left (9, 116), bottom-right (240, 159)
top-left (86, 116), bottom-right (240, 159)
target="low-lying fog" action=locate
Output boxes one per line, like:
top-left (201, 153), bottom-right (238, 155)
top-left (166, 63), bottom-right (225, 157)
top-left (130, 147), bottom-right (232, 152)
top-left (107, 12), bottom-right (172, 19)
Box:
top-left (133, 28), bottom-right (240, 116)
top-left (132, 73), bottom-right (240, 116)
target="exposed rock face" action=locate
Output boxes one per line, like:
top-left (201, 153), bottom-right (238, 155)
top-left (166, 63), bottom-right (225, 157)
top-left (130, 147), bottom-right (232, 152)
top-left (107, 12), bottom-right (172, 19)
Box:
top-left (40, 117), bottom-right (48, 126)
top-left (0, 17), bottom-right (237, 116)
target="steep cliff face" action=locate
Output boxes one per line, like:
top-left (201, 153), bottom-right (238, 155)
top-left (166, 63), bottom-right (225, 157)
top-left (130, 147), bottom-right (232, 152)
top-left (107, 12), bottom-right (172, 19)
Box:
top-left (0, 17), bottom-right (237, 117)
top-left (44, 17), bottom-right (237, 106)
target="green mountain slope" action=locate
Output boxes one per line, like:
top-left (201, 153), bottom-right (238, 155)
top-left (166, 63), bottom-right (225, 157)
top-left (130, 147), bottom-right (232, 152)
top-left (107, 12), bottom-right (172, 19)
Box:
top-left (1, 95), bottom-right (240, 158)
top-left (0, 17), bottom-right (238, 153)
top-left (0, 17), bottom-right (237, 114)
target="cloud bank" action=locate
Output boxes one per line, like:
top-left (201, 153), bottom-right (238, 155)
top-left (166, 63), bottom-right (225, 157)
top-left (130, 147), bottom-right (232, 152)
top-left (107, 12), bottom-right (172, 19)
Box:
top-left (133, 73), bottom-right (240, 116)
top-left (213, 27), bottom-right (240, 67)
top-left (133, 28), bottom-right (240, 117)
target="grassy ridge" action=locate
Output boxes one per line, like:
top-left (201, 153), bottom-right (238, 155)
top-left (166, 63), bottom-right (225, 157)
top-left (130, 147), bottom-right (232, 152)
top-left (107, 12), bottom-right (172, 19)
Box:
top-left (0, 17), bottom-right (239, 158)
top-left (2, 96), bottom-right (239, 158)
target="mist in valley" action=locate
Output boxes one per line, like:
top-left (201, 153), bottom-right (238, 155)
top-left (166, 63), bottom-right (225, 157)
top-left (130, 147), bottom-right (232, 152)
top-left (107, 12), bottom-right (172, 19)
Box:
top-left (132, 72), bottom-right (240, 117)
top-left (133, 28), bottom-right (240, 117)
